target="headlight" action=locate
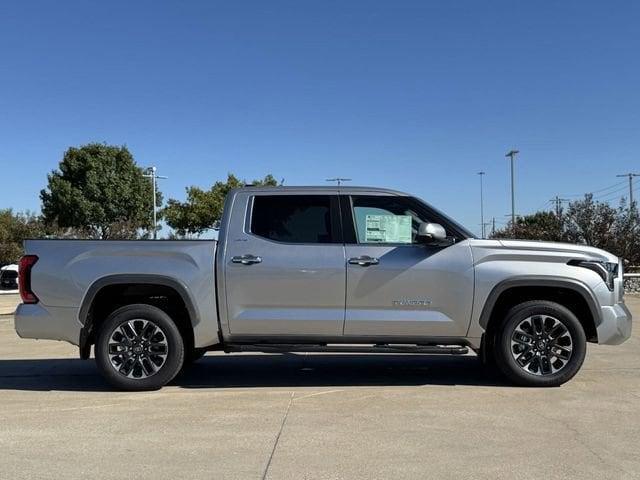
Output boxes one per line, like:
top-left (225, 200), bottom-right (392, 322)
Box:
top-left (568, 259), bottom-right (618, 291)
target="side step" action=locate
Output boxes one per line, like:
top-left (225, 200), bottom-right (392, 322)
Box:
top-left (224, 344), bottom-right (469, 355)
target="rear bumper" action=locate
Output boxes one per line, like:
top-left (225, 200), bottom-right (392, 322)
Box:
top-left (597, 302), bottom-right (632, 345)
top-left (14, 303), bottom-right (82, 346)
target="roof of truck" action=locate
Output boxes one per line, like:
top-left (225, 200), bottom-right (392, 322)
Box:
top-left (233, 185), bottom-right (410, 195)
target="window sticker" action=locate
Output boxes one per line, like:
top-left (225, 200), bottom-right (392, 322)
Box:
top-left (364, 215), bottom-right (412, 243)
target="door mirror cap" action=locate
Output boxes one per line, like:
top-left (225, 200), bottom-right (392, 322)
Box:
top-left (418, 222), bottom-right (447, 242)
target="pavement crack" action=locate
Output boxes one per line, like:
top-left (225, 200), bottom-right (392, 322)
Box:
top-left (261, 391), bottom-right (294, 480)
top-left (537, 412), bottom-right (632, 477)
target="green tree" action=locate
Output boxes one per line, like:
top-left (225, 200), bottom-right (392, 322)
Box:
top-left (40, 143), bottom-right (159, 239)
top-left (564, 194), bottom-right (617, 251)
top-left (164, 173), bottom-right (278, 236)
top-left (491, 211), bottom-right (565, 242)
top-left (610, 200), bottom-right (640, 266)
top-left (0, 210), bottom-right (44, 265)
top-left (490, 194), bottom-right (640, 267)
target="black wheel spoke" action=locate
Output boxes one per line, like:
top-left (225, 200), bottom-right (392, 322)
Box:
top-left (548, 323), bottom-right (567, 340)
top-left (532, 316), bottom-right (544, 335)
top-left (121, 322), bottom-right (137, 340)
top-left (516, 348), bottom-right (535, 368)
top-left (551, 344), bottom-right (572, 361)
top-left (512, 330), bottom-right (534, 346)
top-left (141, 322), bottom-right (157, 340)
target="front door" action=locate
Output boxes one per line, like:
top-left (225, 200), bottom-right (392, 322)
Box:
top-left (224, 192), bottom-right (346, 337)
top-left (343, 194), bottom-right (474, 338)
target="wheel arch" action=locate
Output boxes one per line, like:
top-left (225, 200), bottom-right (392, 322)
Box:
top-left (479, 277), bottom-right (601, 344)
top-left (78, 274), bottom-right (199, 359)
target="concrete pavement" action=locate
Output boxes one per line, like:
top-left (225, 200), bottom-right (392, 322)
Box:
top-left (0, 292), bottom-right (19, 315)
top-left (0, 297), bottom-right (639, 479)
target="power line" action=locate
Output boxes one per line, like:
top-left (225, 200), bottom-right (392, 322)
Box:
top-left (533, 199), bottom-right (553, 213)
top-left (616, 173), bottom-right (640, 206)
top-left (595, 185), bottom-right (634, 205)
top-left (550, 196), bottom-right (570, 217)
top-left (561, 180), bottom-right (627, 198)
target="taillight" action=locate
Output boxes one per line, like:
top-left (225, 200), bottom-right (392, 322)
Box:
top-left (19, 255), bottom-right (39, 304)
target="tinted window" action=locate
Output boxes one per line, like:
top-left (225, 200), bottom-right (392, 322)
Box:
top-left (351, 196), bottom-right (435, 244)
top-left (251, 195), bottom-right (337, 244)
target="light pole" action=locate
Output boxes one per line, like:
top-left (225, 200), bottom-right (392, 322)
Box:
top-left (326, 177), bottom-right (352, 186)
top-left (143, 166), bottom-right (168, 239)
top-left (477, 171), bottom-right (486, 238)
top-left (505, 150), bottom-right (519, 235)
top-left (616, 173), bottom-right (640, 207)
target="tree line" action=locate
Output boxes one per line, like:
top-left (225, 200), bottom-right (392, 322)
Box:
top-left (491, 196), bottom-right (640, 266)
top-left (2, 143), bottom-right (639, 267)
top-left (1, 143), bottom-right (277, 264)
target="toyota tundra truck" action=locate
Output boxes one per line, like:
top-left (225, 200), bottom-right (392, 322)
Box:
top-left (14, 186), bottom-right (632, 390)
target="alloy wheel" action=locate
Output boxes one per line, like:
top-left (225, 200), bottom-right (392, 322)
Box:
top-left (107, 319), bottom-right (169, 379)
top-left (510, 315), bottom-right (573, 376)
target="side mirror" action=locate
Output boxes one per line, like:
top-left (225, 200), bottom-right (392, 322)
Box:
top-left (418, 222), bottom-right (447, 243)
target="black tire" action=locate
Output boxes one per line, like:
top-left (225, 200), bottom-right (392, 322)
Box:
top-left (495, 300), bottom-right (587, 387)
top-left (95, 304), bottom-right (185, 391)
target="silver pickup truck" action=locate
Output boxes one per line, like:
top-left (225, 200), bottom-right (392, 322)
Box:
top-left (15, 186), bottom-right (632, 390)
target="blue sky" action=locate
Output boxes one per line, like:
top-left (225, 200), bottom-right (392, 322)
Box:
top-left (1, 1), bottom-right (639, 236)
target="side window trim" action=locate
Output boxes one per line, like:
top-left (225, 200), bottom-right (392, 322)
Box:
top-left (246, 194), bottom-right (343, 245)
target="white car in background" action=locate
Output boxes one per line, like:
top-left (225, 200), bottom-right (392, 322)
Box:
top-left (0, 264), bottom-right (19, 291)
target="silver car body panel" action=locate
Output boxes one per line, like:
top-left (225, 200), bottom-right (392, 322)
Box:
top-left (343, 241), bottom-right (473, 337)
top-left (222, 190), bottom-right (346, 336)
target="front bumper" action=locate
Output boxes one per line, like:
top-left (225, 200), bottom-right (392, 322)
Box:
top-left (597, 302), bottom-right (632, 345)
top-left (14, 303), bottom-right (82, 346)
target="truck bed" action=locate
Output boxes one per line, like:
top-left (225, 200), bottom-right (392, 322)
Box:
top-left (16, 239), bottom-right (219, 348)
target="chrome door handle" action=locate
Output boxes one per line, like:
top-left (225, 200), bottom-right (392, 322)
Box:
top-left (348, 255), bottom-right (379, 266)
top-left (231, 254), bottom-right (262, 265)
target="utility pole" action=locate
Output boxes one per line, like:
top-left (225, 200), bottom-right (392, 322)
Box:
top-left (326, 177), bottom-right (352, 186)
top-left (550, 195), bottom-right (570, 217)
top-left (491, 217), bottom-right (496, 236)
top-left (480, 222), bottom-right (491, 238)
top-left (505, 150), bottom-right (519, 236)
top-left (477, 171), bottom-right (486, 238)
top-left (616, 173), bottom-right (640, 206)
top-left (143, 166), bottom-right (168, 239)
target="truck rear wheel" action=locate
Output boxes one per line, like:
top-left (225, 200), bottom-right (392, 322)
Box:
top-left (95, 304), bottom-right (184, 391)
top-left (495, 300), bottom-right (587, 387)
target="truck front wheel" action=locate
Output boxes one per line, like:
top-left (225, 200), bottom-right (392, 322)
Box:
top-left (95, 304), bottom-right (185, 391)
top-left (495, 300), bottom-right (587, 387)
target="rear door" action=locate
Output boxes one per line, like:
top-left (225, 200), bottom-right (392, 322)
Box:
top-left (223, 191), bottom-right (346, 337)
top-left (342, 194), bottom-right (474, 338)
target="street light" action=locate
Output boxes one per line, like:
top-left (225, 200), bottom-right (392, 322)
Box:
top-left (143, 166), bottom-right (168, 239)
top-left (477, 171), bottom-right (486, 238)
top-left (505, 150), bottom-right (519, 235)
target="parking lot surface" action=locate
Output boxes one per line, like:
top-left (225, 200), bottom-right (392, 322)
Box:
top-left (1, 296), bottom-right (639, 480)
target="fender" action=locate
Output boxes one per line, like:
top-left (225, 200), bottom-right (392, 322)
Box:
top-left (78, 274), bottom-right (200, 359)
top-left (478, 276), bottom-right (602, 330)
